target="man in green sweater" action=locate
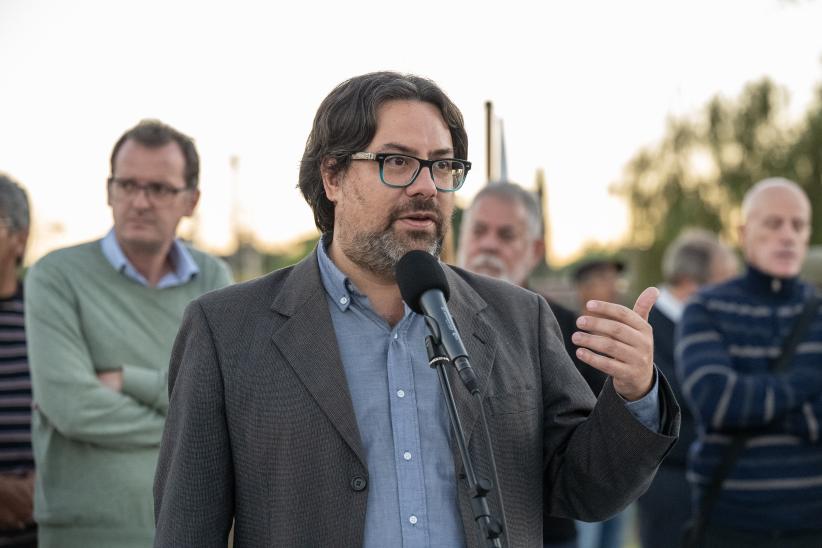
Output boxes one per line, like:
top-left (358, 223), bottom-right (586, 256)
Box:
top-left (25, 120), bottom-right (233, 547)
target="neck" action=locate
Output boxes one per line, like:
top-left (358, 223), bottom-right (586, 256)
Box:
top-left (120, 240), bottom-right (175, 288)
top-left (328, 240), bottom-right (405, 326)
top-left (668, 281), bottom-right (696, 303)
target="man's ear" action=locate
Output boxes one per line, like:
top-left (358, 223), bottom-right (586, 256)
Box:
top-left (12, 229), bottom-right (29, 264)
top-left (529, 238), bottom-right (546, 271)
top-left (183, 189), bottom-right (200, 217)
top-left (321, 158), bottom-right (342, 203)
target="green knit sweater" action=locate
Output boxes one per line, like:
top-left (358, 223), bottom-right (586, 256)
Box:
top-left (24, 240), bottom-right (232, 548)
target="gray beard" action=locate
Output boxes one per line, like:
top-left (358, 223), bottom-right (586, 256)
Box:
top-left (461, 252), bottom-right (510, 281)
top-left (343, 227), bottom-right (442, 279)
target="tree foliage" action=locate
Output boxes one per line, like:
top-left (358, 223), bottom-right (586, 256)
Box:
top-left (612, 78), bottom-right (822, 290)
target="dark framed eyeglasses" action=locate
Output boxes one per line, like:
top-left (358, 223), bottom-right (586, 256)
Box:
top-left (108, 177), bottom-right (189, 206)
top-left (350, 152), bottom-right (471, 192)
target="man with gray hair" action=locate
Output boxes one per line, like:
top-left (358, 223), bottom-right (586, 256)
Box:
top-left (457, 181), bottom-right (588, 548)
top-left (0, 173), bottom-right (36, 547)
top-left (678, 178), bottom-right (822, 547)
top-left (457, 182), bottom-right (545, 287)
top-left (637, 229), bottom-right (738, 548)
top-left (456, 181), bottom-right (604, 392)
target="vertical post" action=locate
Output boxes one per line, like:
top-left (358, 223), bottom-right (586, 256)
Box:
top-left (535, 168), bottom-right (549, 270)
top-left (229, 155), bottom-right (241, 252)
top-left (485, 101), bottom-right (493, 184)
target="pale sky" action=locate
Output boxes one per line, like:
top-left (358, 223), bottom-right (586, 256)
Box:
top-left (2, 0), bottom-right (821, 265)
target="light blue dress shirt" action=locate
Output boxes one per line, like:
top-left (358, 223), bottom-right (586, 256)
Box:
top-left (316, 239), bottom-right (659, 547)
top-left (100, 229), bottom-right (199, 289)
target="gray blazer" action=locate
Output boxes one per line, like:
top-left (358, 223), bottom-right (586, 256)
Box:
top-left (154, 250), bottom-right (679, 547)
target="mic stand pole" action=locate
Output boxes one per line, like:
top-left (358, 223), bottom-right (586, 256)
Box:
top-left (425, 334), bottom-right (504, 548)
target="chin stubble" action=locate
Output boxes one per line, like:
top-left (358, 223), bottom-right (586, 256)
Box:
top-left (342, 198), bottom-right (447, 278)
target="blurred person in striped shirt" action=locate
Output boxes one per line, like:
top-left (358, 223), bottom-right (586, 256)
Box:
top-left (678, 178), bottom-right (822, 547)
top-left (0, 173), bottom-right (34, 547)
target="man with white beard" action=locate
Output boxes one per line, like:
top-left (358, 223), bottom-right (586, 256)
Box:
top-left (457, 181), bottom-right (598, 548)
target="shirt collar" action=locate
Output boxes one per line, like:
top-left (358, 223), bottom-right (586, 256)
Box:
top-left (100, 229), bottom-right (199, 288)
top-left (316, 235), bottom-right (355, 311)
top-left (316, 235), bottom-right (415, 318)
top-left (742, 262), bottom-right (801, 301)
top-left (654, 286), bottom-right (685, 322)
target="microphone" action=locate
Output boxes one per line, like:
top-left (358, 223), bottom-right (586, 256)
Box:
top-left (395, 250), bottom-right (479, 394)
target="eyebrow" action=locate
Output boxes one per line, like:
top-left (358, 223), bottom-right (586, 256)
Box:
top-left (377, 142), bottom-right (455, 158)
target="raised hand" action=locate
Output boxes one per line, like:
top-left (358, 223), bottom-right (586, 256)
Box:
top-left (572, 287), bottom-right (659, 401)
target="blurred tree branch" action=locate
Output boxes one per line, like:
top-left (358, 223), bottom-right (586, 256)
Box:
top-left (612, 78), bottom-right (822, 289)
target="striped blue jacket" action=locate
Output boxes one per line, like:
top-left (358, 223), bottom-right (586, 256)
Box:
top-left (677, 265), bottom-right (822, 532)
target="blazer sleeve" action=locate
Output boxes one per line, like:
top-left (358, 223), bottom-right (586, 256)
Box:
top-left (540, 296), bottom-right (680, 522)
top-left (154, 300), bottom-right (234, 547)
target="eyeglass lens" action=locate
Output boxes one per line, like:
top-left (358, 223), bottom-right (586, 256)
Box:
top-left (381, 155), bottom-right (466, 190)
top-left (111, 179), bottom-right (182, 204)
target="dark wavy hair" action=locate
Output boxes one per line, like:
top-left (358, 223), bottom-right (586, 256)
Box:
top-left (298, 72), bottom-right (468, 235)
top-left (109, 119), bottom-right (200, 189)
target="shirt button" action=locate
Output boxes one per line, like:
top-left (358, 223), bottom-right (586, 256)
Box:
top-left (339, 296), bottom-right (348, 305)
top-left (409, 515), bottom-right (418, 525)
top-left (350, 476), bottom-right (367, 492)
top-left (403, 451), bottom-right (412, 461)
top-left (397, 389), bottom-right (406, 398)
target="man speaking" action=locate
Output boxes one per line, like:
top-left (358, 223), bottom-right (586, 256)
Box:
top-left (153, 72), bottom-right (680, 548)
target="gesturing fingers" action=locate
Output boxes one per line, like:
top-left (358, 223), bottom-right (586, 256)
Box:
top-left (576, 286), bottom-right (659, 338)
top-left (572, 329), bottom-right (643, 369)
top-left (576, 303), bottom-right (651, 346)
top-left (573, 288), bottom-right (658, 401)
top-left (633, 286), bottom-right (660, 322)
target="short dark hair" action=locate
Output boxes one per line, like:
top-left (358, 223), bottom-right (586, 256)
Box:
top-left (298, 72), bottom-right (468, 235)
top-left (109, 119), bottom-right (200, 189)
top-left (0, 172), bottom-right (30, 233)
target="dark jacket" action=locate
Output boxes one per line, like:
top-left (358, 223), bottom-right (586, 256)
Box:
top-left (154, 251), bottom-right (680, 547)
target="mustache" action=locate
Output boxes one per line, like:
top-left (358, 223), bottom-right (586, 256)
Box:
top-left (387, 198), bottom-right (443, 227)
top-left (467, 253), bottom-right (507, 272)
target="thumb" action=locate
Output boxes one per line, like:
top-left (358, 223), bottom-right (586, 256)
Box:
top-left (633, 286), bottom-right (660, 322)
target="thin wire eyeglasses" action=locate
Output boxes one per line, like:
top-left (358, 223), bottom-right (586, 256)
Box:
top-left (350, 152), bottom-right (471, 192)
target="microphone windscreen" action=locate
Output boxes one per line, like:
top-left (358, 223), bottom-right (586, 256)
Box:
top-left (395, 250), bottom-right (450, 314)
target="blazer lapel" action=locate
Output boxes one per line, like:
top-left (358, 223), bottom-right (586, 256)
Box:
top-left (269, 250), bottom-right (366, 468)
top-left (442, 266), bottom-right (498, 448)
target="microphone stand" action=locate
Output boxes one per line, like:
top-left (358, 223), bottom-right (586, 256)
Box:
top-left (424, 326), bottom-right (507, 548)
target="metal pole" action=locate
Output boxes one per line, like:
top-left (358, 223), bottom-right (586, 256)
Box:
top-left (485, 101), bottom-right (493, 184)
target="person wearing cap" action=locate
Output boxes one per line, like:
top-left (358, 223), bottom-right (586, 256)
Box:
top-left (573, 258), bottom-right (625, 309)
top-left (570, 258), bottom-right (629, 548)
top-left (571, 258), bottom-right (625, 394)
